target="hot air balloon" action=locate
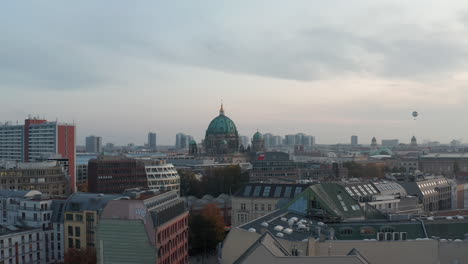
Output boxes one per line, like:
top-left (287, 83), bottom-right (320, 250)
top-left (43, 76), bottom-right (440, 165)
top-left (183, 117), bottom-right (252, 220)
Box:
top-left (412, 111), bottom-right (418, 120)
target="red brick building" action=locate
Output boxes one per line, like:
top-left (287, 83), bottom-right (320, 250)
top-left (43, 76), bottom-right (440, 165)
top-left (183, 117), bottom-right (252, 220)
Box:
top-left (88, 157), bottom-right (148, 193)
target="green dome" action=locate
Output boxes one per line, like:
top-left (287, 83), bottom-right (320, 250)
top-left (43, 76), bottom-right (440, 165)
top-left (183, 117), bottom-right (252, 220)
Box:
top-left (253, 131), bottom-right (263, 140)
top-left (370, 147), bottom-right (393, 156)
top-left (189, 140), bottom-right (197, 145)
top-left (206, 111), bottom-right (238, 136)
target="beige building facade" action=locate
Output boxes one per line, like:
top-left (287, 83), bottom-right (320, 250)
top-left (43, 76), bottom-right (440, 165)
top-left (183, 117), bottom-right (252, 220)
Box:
top-left (232, 183), bottom-right (311, 226)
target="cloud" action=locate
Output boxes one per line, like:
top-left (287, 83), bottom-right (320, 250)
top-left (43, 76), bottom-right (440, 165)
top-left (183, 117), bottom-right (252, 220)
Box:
top-left (2, 1), bottom-right (468, 92)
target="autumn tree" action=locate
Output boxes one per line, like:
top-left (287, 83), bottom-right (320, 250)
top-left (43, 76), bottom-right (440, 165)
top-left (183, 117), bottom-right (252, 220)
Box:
top-left (189, 204), bottom-right (226, 255)
top-left (63, 248), bottom-right (96, 264)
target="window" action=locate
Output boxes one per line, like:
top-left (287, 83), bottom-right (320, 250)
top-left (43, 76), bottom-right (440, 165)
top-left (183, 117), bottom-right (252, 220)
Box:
top-left (263, 186), bottom-right (271, 197)
top-left (65, 214), bottom-right (73, 221)
top-left (254, 204), bottom-right (258, 211)
top-left (284, 187), bottom-right (292, 197)
top-left (75, 239), bottom-right (81, 249)
top-left (68, 226), bottom-right (73, 236)
top-left (268, 204), bottom-right (272, 211)
top-left (240, 203), bottom-right (246, 210)
top-left (75, 214), bottom-right (83, 221)
top-left (253, 186), bottom-right (262, 197)
top-left (68, 238), bottom-right (73, 248)
top-left (339, 227), bottom-right (353, 236)
top-left (75, 227), bottom-right (81, 237)
top-left (293, 187), bottom-right (302, 197)
top-left (243, 185), bottom-right (252, 196)
top-left (273, 187), bottom-right (283, 197)
top-left (261, 204), bottom-right (265, 211)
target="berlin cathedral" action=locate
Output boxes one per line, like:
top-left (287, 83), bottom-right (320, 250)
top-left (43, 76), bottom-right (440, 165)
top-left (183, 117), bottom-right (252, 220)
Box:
top-left (203, 104), bottom-right (240, 155)
top-left (188, 104), bottom-right (265, 162)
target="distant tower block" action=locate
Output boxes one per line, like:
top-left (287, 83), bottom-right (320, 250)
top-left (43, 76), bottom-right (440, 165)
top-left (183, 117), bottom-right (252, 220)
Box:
top-left (371, 137), bottom-right (377, 147)
top-left (351, 135), bottom-right (358, 145)
top-left (411, 136), bottom-right (417, 146)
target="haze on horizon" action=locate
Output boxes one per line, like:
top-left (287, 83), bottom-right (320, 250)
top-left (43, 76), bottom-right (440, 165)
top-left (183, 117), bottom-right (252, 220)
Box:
top-left (1, 1), bottom-right (468, 146)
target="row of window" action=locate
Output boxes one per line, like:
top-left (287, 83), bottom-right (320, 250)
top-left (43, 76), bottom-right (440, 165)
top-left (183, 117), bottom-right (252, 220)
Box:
top-left (0, 233), bottom-right (41, 248)
top-left (68, 226), bottom-right (81, 237)
top-left (65, 213), bottom-right (84, 222)
top-left (237, 213), bottom-right (248, 224)
top-left (158, 217), bottom-right (188, 243)
top-left (339, 226), bottom-right (396, 236)
top-left (0, 252), bottom-right (41, 264)
top-left (68, 238), bottom-right (81, 249)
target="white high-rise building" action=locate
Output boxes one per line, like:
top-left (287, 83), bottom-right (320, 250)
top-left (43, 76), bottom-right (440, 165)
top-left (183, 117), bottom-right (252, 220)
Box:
top-left (0, 123), bottom-right (24, 161)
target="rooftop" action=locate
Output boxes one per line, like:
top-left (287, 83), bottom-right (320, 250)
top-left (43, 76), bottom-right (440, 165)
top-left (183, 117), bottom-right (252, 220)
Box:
top-left (420, 153), bottom-right (468, 159)
top-left (234, 183), bottom-right (313, 199)
top-left (64, 192), bottom-right (124, 213)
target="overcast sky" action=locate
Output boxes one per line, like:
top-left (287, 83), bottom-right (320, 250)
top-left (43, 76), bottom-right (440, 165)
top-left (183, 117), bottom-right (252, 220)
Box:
top-left (1, 1), bottom-right (468, 145)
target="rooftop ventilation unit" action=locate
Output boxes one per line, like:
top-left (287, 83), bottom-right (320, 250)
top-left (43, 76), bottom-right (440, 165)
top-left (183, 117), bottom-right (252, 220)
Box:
top-left (377, 232), bottom-right (385, 241)
top-left (274, 225), bottom-right (284, 232)
top-left (385, 232), bottom-right (393, 241)
top-left (280, 217), bottom-right (287, 222)
top-left (261, 222), bottom-right (269, 227)
top-left (276, 232), bottom-right (284, 238)
top-left (248, 228), bottom-right (256, 233)
top-left (283, 228), bottom-right (293, 235)
top-left (401, 232), bottom-right (407, 241)
top-left (446, 216), bottom-right (453, 220)
top-left (317, 222), bottom-right (325, 226)
top-left (427, 217), bottom-right (434, 221)
top-left (457, 216), bottom-right (464, 220)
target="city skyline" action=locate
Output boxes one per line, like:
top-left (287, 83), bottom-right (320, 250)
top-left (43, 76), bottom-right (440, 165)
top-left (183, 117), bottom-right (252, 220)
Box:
top-left (2, 1), bottom-right (468, 145)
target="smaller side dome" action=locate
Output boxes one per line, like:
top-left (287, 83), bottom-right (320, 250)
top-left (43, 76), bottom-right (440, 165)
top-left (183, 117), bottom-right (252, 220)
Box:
top-left (253, 131), bottom-right (263, 140)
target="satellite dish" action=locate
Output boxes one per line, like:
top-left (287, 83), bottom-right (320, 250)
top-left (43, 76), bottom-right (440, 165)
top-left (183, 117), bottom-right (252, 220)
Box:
top-left (412, 111), bottom-right (418, 120)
